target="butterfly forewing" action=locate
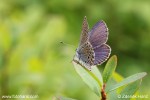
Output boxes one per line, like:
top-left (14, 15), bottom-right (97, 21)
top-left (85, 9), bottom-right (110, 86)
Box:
top-left (79, 16), bottom-right (89, 46)
top-left (89, 20), bottom-right (108, 48)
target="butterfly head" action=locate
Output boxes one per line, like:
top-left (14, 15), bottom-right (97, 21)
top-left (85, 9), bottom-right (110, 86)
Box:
top-left (73, 48), bottom-right (80, 61)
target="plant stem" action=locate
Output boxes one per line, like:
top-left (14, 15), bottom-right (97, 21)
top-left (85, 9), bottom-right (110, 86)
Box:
top-left (101, 84), bottom-right (106, 100)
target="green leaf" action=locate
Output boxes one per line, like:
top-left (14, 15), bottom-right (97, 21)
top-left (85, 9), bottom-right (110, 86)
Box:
top-left (103, 55), bottom-right (117, 83)
top-left (107, 79), bottom-right (142, 100)
top-left (107, 72), bottom-right (147, 93)
top-left (107, 90), bottom-right (120, 100)
top-left (112, 72), bottom-right (124, 82)
top-left (91, 66), bottom-right (103, 87)
top-left (120, 79), bottom-right (142, 98)
top-left (112, 72), bottom-right (125, 94)
top-left (107, 80), bottom-right (141, 100)
top-left (72, 61), bottom-right (103, 96)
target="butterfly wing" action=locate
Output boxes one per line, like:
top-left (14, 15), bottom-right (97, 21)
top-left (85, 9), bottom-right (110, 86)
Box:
top-left (74, 17), bottom-right (111, 70)
top-left (78, 16), bottom-right (89, 46)
top-left (88, 20), bottom-right (111, 65)
top-left (73, 42), bottom-right (95, 70)
top-left (89, 20), bottom-right (108, 47)
top-left (93, 44), bottom-right (111, 65)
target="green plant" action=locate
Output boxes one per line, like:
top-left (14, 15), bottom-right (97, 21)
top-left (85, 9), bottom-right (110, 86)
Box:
top-left (55, 55), bottom-right (147, 100)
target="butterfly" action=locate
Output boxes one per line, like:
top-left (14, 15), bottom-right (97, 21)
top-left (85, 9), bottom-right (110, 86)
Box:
top-left (73, 16), bottom-right (111, 70)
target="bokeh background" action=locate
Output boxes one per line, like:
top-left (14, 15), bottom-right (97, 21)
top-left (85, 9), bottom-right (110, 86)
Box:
top-left (0, 0), bottom-right (150, 100)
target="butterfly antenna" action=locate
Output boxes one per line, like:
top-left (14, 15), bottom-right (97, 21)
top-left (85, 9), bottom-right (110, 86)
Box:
top-left (59, 41), bottom-right (76, 48)
top-left (59, 41), bottom-right (76, 64)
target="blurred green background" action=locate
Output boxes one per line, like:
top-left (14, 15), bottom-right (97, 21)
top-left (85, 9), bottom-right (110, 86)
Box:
top-left (0, 0), bottom-right (150, 100)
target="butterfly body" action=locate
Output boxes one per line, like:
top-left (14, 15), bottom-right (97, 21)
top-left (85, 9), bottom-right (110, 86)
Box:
top-left (73, 16), bottom-right (111, 70)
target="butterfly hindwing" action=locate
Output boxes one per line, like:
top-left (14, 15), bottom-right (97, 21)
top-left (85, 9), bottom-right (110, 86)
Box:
top-left (74, 42), bottom-right (95, 70)
top-left (93, 44), bottom-right (111, 65)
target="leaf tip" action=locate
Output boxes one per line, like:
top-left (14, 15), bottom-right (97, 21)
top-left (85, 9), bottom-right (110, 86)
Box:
top-left (112, 55), bottom-right (117, 62)
top-left (142, 72), bottom-right (147, 76)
